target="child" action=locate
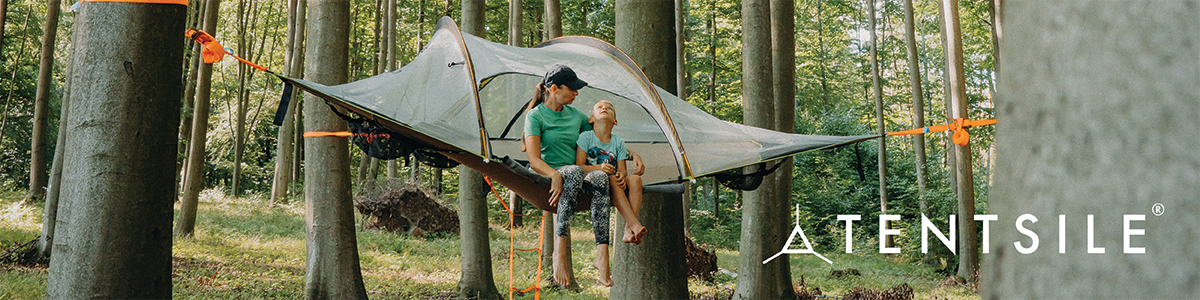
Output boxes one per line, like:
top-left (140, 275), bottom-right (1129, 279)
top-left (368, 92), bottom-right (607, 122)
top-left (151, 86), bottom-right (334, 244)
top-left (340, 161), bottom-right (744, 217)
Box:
top-left (576, 100), bottom-right (648, 245)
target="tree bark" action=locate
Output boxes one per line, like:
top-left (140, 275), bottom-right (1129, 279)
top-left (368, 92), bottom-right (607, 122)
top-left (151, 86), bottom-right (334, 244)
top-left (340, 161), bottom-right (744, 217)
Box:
top-left (385, 0), bottom-right (397, 178)
top-left (937, 0), bottom-right (958, 196)
top-left (940, 0), bottom-right (978, 280)
top-left (903, 0), bottom-right (927, 214)
top-left (543, 0), bottom-right (561, 41)
top-left (676, 0), bottom-right (690, 232)
top-left (39, 24), bottom-right (76, 257)
top-left (28, 0), bottom-right (63, 203)
top-left (869, 0), bottom-right (892, 248)
top-left (612, 0), bottom-right (688, 299)
top-left (539, 1), bottom-right (561, 277)
top-left (732, 0), bottom-right (791, 298)
top-left (176, 0), bottom-right (223, 237)
top-left (456, 0), bottom-right (501, 298)
top-left (232, 0), bottom-right (250, 197)
top-left (770, 0), bottom-right (796, 296)
top-left (45, 2), bottom-right (183, 297)
top-left (271, 0), bottom-right (306, 204)
top-left (0, 0), bottom-right (6, 55)
top-left (508, 0), bottom-right (524, 227)
top-left (302, 0), bottom-right (368, 298)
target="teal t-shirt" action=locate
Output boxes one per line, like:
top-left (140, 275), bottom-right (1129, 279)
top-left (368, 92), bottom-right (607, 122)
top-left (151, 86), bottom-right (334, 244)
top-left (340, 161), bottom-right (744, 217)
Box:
top-left (576, 130), bottom-right (629, 166)
top-left (524, 103), bottom-right (592, 168)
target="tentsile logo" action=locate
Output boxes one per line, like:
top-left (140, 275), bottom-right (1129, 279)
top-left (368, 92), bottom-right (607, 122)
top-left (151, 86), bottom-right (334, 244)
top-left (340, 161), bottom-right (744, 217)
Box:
top-left (764, 205), bottom-right (832, 264)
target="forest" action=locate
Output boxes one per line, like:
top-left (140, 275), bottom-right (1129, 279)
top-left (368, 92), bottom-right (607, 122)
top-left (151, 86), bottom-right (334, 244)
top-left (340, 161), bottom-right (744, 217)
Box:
top-left (0, 0), bottom-right (997, 299)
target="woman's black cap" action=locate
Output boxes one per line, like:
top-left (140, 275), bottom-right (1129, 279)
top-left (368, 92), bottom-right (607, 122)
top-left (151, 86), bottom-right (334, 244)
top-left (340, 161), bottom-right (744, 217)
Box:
top-left (542, 64), bottom-right (588, 91)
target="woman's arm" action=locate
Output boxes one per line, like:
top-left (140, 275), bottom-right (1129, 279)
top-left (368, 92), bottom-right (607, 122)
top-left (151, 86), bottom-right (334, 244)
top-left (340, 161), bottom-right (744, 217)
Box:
top-left (628, 150), bottom-right (645, 176)
top-left (526, 135), bottom-right (564, 205)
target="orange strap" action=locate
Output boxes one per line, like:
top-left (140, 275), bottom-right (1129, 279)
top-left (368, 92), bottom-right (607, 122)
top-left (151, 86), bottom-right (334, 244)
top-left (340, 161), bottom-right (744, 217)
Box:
top-left (84, 0), bottom-right (188, 5)
top-left (184, 29), bottom-right (270, 72)
top-left (484, 177), bottom-right (545, 299)
top-left (303, 131), bottom-right (391, 144)
top-left (887, 118), bottom-right (996, 146)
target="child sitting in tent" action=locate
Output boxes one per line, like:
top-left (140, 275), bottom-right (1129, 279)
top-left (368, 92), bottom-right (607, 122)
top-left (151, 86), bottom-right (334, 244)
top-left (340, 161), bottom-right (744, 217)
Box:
top-left (576, 100), bottom-right (648, 245)
top-left (574, 100), bottom-right (649, 286)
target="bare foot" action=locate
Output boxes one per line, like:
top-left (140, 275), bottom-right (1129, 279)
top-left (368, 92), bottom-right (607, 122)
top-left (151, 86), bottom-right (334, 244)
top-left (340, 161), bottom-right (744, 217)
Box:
top-left (553, 237), bottom-right (573, 286)
top-left (593, 245), bottom-right (613, 287)
top-left (622, 224), bottom-right (648, 245)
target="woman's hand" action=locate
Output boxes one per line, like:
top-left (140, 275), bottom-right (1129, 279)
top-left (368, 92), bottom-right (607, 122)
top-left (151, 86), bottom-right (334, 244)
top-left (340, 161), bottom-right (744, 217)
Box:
top-left (630, 152), bottom-right (645, 176)
top-left (548, 171), bottom-right (564, 207)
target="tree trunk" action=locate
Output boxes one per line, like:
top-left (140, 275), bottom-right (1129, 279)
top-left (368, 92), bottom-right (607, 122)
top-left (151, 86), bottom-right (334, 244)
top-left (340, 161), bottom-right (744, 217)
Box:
top-left (612, 0), bottom-right (688, 299)
top-left (232, 0), bottom-right (249, 197)
top-left (176, 0), bottom-right (223, 237)
top-left (302, 0), bottom-right (368, 298)
top-left (733, 0), bottom-right (790, 298)
top-left (507, 0), bottom-right (524, 227)
top-left (937, 0), bottom-right (958, 196)
top-left (385, 0), bottom-right (397, 178)
top-left (869, 0), bottom-right (892, 249)
top-left (543, 0), bottom-right (561, 41)
top-left (26, 0), bottom-right (62, 204)
top-left (39, 27), bottom-right (76, 257)
top-left (271, 0), bottom-right (306, 204)
top-left (903, 0), bottom-right (927, 214)
top-left (0, 8), bottom-right (33, 152)
top-left (0, 0), bottom-right (6, 54)
top-left (45, 2), bottom-right (184, 297)
top-left (940, 0), bottom-right (978, 280)
top-left (676, 0), bottom-right (690, 232)
top-left (457, 0), bottom-right (501, 298)
top-left (539, 1), bottom-right (561, 277)
top-left (770, 0), bottom-right (796, 296)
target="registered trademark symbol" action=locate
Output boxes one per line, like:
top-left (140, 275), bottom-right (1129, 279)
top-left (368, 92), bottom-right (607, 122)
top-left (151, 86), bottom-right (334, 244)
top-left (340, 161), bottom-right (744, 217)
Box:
top-left (1151, 203), bottom-right (1165, 216)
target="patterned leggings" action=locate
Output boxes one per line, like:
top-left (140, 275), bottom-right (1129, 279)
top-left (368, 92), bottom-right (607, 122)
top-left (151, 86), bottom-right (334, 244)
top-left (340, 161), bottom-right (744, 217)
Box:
top-left (554, 165), bottom-right (611, 245)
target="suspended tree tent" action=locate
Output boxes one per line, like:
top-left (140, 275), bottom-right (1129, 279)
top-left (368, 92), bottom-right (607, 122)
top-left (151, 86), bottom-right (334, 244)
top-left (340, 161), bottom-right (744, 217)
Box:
top-left (279, 17), bottom-right (876, 212)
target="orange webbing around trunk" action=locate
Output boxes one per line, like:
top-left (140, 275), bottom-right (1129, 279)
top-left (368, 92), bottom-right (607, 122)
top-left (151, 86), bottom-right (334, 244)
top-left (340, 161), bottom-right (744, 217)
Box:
top-left (85, 0), bottom-right (188, 5)
top-left (485, 177), bottom-right (545, 300)
top-left (887, 118), bottom-right (996, 146)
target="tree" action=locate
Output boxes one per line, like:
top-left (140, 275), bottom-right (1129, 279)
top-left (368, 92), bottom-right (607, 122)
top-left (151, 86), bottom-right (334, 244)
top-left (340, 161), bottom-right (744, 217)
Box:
top-left (0, 0), bottom-right (7, 54)
top-left (732, 0), bottom-right (791, 298)
top-left (940, 0), bottom-right (978, 280)
top-left (45, 2), bottom-right (185, 297)
top-left (539, 0), bottom-right (561, 280)
top-left (507, 0), bottom-right (524, 227)
top-left (385, 0), bottom-right (397, 178)
top-left (178, 0), bottom-right (208, 182)
top-left (456, 0), bottom-right (501, 298)
top-left (902, 0), bottom-right (927, 214)
top-left (611, 0), bottom-right (688, 299)
top-left (868, 0), bottom-right (892, 249)
top-left (25, 0), bottom-right (63, 204)
top-left (176, 0), bottom-right (222, 237)
top-left (301, 0), bottom-right (368, 298)
top-left (770, 0), bottom-right (796, 293)
top-left (271, 0), bottom-right (307, 204)
top-left (39, 18), bottom-right (76, 257)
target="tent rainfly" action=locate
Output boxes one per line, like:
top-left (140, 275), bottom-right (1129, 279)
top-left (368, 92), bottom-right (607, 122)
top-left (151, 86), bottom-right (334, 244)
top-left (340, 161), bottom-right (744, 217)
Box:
top-left (279, 17), bottom-right (877, 212)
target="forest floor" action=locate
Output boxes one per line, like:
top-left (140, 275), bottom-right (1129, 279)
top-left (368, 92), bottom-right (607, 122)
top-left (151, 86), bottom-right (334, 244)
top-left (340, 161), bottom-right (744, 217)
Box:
top-left (0, 189), bottom-right (978, 299)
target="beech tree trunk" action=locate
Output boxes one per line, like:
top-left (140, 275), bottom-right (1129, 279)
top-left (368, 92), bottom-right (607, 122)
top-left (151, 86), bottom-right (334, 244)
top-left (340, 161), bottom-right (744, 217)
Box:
top-left (385, 0), bottom-right (397, 178)
top-left (543, 0), bottom-right (560, 40)
top-left (176, 0), bottom-right (223, 237)
top-left (868, 0), bottom-right (892, 249)
top-left (301, 0), bottom-right (368, 298)
top-left (26, 0), bottom-right (62, 204)
top-left (941, 0), bottom-right (978, 280)
top-left (903, 0), bottom-right (927, 214)
top-left (612, 0), bottom-right (688, 298)
top-left (769, 0), bottom-right (796, 296)
top-left (46, 2), bottom-right (184, 297)
top-left (507, 0), bottom-right (524, 227)
top-left (539, 0), bottom-right (562, 276)
top-left (937, 0), bottom-right (958, 196)
top-left (39, 25), bottom-right (76, 257)
top-left (271, 0), bottom-right (307, 203)
top-left (456, 0), bottom-right (500, 298)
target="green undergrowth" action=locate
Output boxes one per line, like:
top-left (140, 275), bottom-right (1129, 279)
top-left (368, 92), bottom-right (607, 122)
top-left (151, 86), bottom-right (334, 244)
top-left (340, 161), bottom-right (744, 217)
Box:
top-left (0, 190), bottom-right (977, 299)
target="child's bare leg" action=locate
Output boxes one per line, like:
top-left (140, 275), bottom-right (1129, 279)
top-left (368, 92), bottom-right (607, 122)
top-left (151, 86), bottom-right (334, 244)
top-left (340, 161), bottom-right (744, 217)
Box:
top-left (592, 244), bottom-right (613, 287)
top-left (610, 176), bottom-right (646, 244)
top-left (627, 174), bottom-right (644, 216)
top-left (626, 174), bottom-right (646, 242)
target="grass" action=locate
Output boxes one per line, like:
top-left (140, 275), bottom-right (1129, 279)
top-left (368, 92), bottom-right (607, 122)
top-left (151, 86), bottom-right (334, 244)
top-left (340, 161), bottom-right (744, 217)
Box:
top-left (0, 190), bottom-right (978, 299)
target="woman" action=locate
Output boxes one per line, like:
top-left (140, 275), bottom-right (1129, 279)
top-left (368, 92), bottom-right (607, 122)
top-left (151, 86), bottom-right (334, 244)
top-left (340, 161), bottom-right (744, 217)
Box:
top-left (523, 65), bottom-right (641, 287)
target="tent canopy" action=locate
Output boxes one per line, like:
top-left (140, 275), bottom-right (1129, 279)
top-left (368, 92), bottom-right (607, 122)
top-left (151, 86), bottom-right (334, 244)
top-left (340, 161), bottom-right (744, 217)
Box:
top-left (280, 17), bottom-right (875, 210)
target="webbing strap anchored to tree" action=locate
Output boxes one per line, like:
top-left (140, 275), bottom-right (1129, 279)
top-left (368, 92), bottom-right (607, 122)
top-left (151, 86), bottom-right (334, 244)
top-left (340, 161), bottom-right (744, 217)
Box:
top-left (184, 29), bottom-right (271, 72)
top-left (484, 176), bottom-right (546, 300)
top-left (887, 118), bottom-right (997, 146)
